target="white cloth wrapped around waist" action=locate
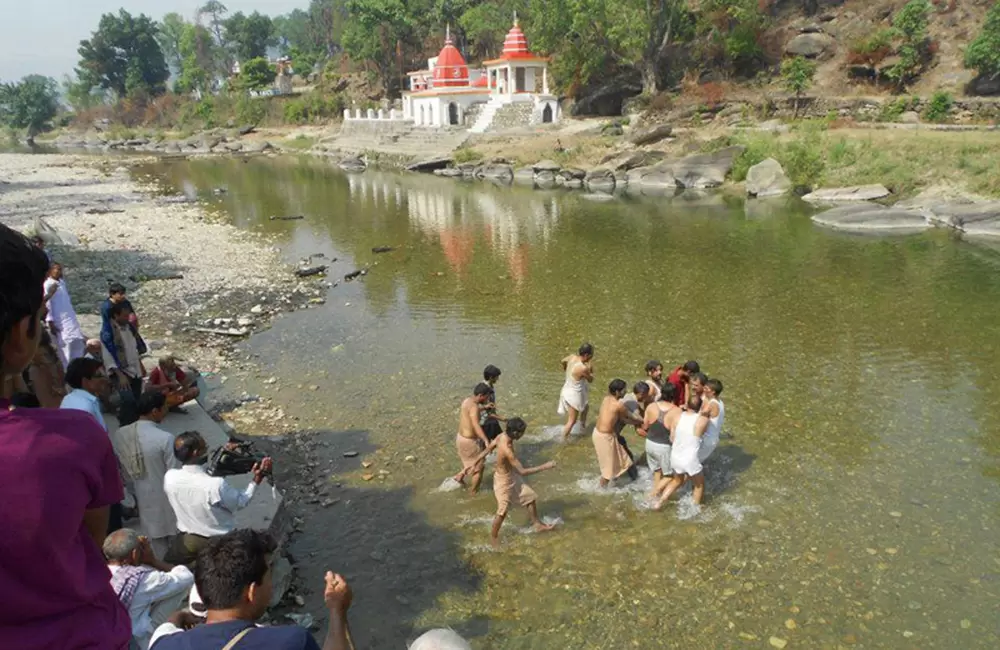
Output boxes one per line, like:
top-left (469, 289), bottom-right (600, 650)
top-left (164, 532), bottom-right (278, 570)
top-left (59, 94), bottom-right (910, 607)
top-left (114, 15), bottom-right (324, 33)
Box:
top-left (557, 379), bottom-right (589, 415)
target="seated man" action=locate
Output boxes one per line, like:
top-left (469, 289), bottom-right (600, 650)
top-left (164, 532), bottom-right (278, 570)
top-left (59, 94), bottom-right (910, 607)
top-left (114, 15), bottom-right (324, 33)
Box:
top-left (149, 529), bottom-right (353, 650)
top-left (148, 356), bottom-right (200, 410)
top-left (104, 529), bottom-right (194, 650)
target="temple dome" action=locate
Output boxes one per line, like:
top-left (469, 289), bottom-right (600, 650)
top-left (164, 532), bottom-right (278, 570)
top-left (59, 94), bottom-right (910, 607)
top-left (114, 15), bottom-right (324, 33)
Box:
top-left (433, 30), bottom-right (469, 87)
top-left (501, 22), bottom-right (531, 58)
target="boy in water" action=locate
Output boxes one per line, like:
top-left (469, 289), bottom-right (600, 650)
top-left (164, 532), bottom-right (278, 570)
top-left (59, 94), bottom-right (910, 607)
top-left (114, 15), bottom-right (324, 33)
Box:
top-left (479, 365), bottom-right (506, 441)
top-left (459, 418), bottom-right (557, 548)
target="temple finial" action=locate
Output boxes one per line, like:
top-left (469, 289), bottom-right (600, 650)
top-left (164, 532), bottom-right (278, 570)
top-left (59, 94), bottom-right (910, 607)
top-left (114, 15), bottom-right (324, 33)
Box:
top-left (445, 23), bottom-right (451, 43)
top-left (513, 10), bottom-right (519, 26)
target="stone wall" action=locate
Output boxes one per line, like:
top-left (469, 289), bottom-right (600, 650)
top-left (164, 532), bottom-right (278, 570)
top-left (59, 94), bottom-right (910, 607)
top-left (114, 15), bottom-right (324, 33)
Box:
top-left (490, 102), bottom-right (535, 130)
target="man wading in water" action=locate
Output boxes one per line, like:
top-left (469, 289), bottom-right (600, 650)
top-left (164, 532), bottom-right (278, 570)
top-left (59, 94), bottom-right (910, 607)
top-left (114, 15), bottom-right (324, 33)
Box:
top-left (593, 379), bottom-right (642, 487)
top-left (455, 383), bottom-right (492, 494)
top-left (558, 343), bottom-right (594, 440)
top-left (459, 417), bottom-right (557, 548)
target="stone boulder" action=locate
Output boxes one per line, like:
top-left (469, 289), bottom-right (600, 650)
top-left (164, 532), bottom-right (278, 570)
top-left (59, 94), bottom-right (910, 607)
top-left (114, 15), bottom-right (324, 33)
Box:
top-left (533, 159), bottom-right (562, 172)
top-left (922, 202), bottom-right (1000, 231)
top-left (628, 123), bottom-right (673, 146)
top-left (560, 168), bottom-right (586, 180)
top-left (745, 158), bottom-right (792, 198)
top-left (163, 142), bottom-right (183, 154)
top-left (811, 204), bottom-right (929, 234)
top-left (433, 168), bottom-right (464, 178)
top-left (405, 156), bottom-right (452, 172)
top-left (458, 163), bottom-right (478, 177)
top-left (585, 169), bottom-right (616, 194)
top-left (477, 164), bottom-right (513, 183)
top-left (671, 145), bottom-right (745, 189)
top-left (969, 73), bottom-right (1000, 97)
top-left (785, 33), bottom-right (836, 59)
top-left (900, 111), bottom-right (921, 124)
top-left (243, 141), bottom-right (273, 153)
top-left (534, 170), bottom-right (557, 189)
top-left (513, 167), bottom-right (536, 185)
top-left (224, 142), bottom-right (244, 153)
top-left (338, 157), bottom-right (367, 172)
top-left (639, 168), bottom-right (680, 195)
top-left (802, 184), bottom-right (890, 203)
top-left (606, 150), bottom-right (667, 171)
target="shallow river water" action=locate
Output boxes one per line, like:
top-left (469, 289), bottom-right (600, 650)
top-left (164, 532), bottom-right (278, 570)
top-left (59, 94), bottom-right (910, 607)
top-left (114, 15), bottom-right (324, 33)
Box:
top-left (144, 156), bottom-right (1000, 649)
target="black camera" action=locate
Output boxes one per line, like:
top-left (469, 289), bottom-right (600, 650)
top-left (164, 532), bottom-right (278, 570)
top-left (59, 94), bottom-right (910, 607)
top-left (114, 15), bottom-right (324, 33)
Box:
top-left (207, 435), bottom-right (266, 477)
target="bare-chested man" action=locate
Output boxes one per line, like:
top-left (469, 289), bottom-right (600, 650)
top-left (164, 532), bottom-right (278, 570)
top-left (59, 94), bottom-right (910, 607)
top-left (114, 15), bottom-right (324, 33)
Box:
top-left (592, 379), bottom-right (643, 487)
top-left (559, 343), bottom-right (594, 440)
top-left (644, 360), bottom-right (664, 402)
top-left (455, 383), bottom-right (493, 494)
top-left (459, 417), bottom-right (557, 548)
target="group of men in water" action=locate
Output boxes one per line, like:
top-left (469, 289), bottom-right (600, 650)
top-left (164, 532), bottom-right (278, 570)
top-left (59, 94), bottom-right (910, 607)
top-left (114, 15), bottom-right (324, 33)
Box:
top-left (452, 345), bottom-right (726, 545)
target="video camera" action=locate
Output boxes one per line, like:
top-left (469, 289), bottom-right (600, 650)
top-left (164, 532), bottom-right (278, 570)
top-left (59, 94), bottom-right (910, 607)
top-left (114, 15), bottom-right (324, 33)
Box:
top-left (207, 435), bottom-right (268, 477)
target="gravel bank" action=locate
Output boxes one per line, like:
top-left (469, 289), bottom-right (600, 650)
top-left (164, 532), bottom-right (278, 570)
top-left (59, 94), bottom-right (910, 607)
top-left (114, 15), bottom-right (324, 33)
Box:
top-left (0, 153), bottom-right (307, 377)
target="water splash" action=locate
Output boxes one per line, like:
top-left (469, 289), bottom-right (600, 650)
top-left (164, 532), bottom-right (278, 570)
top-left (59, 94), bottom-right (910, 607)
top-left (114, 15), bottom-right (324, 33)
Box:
top-left (525, 423), bottom-right (584, 443)
top-left (517, 515), bottom-right (564, 534)
top-left (456, 514), bottom-right (496, 527)
top-left (433, 477), bottom-right (464, 493)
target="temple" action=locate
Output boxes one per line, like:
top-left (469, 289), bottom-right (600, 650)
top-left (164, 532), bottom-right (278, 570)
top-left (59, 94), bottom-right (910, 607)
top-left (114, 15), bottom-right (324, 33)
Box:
top-left (400, 17), bottom-right (559, 132)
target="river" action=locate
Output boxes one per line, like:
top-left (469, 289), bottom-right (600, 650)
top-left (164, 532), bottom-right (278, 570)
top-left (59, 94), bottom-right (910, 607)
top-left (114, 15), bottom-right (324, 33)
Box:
top-left (141, 155), bottom-right (1000, 649)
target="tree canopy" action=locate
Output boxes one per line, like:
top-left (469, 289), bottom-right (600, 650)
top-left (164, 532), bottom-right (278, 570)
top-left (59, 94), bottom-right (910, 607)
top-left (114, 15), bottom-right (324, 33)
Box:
top-left (0, 76), bottom-right (60, 141)
top-left (965, 1), bottom-right (1000, 79)
top-left (224, 11), bottom-right (276, 62)
top-left (77, 10), bottom-right (169, 98)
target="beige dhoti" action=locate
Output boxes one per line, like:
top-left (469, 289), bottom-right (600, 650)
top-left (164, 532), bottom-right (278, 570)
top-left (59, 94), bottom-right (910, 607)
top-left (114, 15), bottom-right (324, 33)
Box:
top-left (493, 467), bottom-right (537, 516)
top-left (456, 434), bottom-right (485, 470)
top-left (592, 428), bottom-right (633, 481)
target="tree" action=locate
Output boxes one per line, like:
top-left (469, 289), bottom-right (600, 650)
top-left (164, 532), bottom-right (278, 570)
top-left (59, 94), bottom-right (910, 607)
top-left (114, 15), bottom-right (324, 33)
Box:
top-left (0, 76), bottom-right (60, 143)
top-left (964, 1), bottom-right (1000, 80)
top-left (176, 23), bottom-right (218, 94)
top-left (781, 55), bottom-right (815, 117)
top-left (62, 74), bottom-right (105, 112)
top-left (883, 0), bottom-right (932, 90)
top-left (224, 11), bottom-right (275, 62)
top-left (158, 13), bottom-right (188, 73)
top-left (530, 0), bottom-right (695, 96)
top-left (238, 57), bottom-right (276, 90)
top-left (342, 0), bottom-right (415, 97)
top-left (76, 10), bottom-right (169, 98)
top-left (199, 1), bottom-right (229, 47)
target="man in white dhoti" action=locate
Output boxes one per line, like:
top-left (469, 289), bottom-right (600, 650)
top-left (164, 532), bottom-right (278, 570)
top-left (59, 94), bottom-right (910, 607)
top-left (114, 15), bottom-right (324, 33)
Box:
top-left (43, 263), bottom-right (86, 368)
top-left (104, 528), bottom-right (193, 650)
top-left (111, 391), bottom-right (180, 557)
top-left (558, 343), bottom-right (594, 440)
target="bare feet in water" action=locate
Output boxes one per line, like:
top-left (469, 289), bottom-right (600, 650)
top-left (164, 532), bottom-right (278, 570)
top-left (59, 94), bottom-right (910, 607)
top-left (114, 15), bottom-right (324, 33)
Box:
top-left (533, 521), bottom-right (556, 533)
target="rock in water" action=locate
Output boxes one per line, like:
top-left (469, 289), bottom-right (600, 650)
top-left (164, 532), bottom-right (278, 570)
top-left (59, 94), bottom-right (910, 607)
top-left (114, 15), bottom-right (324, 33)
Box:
top-left (746, 158), bottom-right (792, 198)
top-left (532, 159), bottom-right (562, 173)
top-left (628, 123), bottom-right (673, 146)
top-left (513, 167), bottom-right (536, 185)
top-left (811, 204), bottom-right (929, 234)
top-left (584, 169), bottom-right (616, 194)
top-left (671, 146), bottom-right (745, 189)
top-left (534, 170), bottom-right (556, 189)
top-left (802, 184), bottom-right (890, 203)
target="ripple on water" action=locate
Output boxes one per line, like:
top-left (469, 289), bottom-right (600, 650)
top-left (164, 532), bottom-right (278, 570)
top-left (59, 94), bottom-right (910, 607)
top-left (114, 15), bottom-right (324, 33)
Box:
top-left (524, 423), bottom-right (584, 443)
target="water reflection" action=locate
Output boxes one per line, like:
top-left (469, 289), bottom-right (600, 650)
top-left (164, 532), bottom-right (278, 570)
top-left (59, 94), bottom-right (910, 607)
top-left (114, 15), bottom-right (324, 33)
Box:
top-left (139, 157), bottom-right (1000, 648)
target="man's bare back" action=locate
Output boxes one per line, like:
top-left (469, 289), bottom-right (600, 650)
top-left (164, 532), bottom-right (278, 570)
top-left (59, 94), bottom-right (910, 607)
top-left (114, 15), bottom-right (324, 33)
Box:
top-left (458, 397), bottom-right (486, 442)
top-left (596, 395), bottom-right (629, 433)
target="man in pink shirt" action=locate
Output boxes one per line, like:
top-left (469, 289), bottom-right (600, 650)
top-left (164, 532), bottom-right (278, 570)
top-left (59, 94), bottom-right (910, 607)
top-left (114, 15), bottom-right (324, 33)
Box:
top-left (0, 223), bottom-right (131, 649)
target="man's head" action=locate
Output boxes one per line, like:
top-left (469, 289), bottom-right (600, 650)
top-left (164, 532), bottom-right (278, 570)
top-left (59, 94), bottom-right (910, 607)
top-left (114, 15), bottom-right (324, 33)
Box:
top-left (680, 360), bottom-right (700, 380)
top-left (578, 343), bottom-right (594, 361)
top-left (645, 360), bottom-right (663, 381)
top-left (505, 416), bottom-right (527, 441)
top-left (690, 372), bottom-right (708, 396)
top-left (109, 301), bottom-right (130, 324)
top-left (48, 262), bottom-right (63, 280)
top-left (608, 378), bottom-right (627, 398)
top-left (0, 225), bottom-right (50, 376)
top-left (195, 529), bottom-right (277, 620)
top-left (174, 430), bottom-right (209, 465)
top-left (65, 357), bottom-right (108, 396)
top-left (473, 382), bottom-right (492, 403)
top-left (659, 381), bottom-right (677, 404)
top-left (483, 364), bottom-right (501, 385)
top-left (705, 378), bottom-right (723, 398)
top-left (633, 381), bottom-right (650, 404)
top-left (159, 355), bottom-right (180, 373)
top-left (103, 528), bottom-right (142, 566)
top-left (138, 390), bottom-right (168, 423)
top-left (85, 339), bottom-right (102, 357)
top-left (31, 235), bottom-right (45, 249)
top-left (108, 282), bottom-right (127, 303)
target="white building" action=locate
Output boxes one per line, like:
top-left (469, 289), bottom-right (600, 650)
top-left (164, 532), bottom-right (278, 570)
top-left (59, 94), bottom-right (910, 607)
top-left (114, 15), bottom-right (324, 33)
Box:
top-left (401, 18), bottom-right (560, 131)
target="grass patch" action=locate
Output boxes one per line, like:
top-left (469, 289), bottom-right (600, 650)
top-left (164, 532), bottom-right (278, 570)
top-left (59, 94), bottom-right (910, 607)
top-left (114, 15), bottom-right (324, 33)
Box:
top-left (283, 135), bottom-right (317, 150)
top-left (452, 147), bottom-right (483, 164)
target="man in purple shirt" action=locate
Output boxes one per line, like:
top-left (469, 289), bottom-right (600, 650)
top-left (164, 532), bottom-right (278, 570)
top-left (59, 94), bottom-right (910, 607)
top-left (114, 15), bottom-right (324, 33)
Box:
top-left (0, 223), bottom-right (131, 649)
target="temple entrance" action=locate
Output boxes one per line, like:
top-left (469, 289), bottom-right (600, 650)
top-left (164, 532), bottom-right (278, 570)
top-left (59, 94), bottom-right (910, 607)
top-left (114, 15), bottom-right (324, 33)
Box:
top-left (542, 103), bottom-right (553, 123)
top-left (515, 68), bottom-right (526, 92)
top-left (448, 102), bottom-right (459, 125)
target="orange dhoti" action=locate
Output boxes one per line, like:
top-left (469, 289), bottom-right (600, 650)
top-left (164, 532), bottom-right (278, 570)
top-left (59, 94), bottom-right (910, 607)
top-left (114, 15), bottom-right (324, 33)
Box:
top-left (493, 467), bottom-right (537, 516)
top-left (592, 428), bottom-right (633, 481)
top-left (456, 434), bottom-right (485, 470)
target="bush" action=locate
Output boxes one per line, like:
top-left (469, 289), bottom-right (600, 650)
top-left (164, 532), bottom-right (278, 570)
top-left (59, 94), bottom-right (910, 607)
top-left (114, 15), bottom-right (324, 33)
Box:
top-left (847, 29), bottom-right (895, 65)
top-left (235, 96), bottom-right (266, 126)
top-left (964, 1), bottom-right (1000, 79)
top-left (452, 147), bottom-right (483, 163)
top-left (239, 58), bottom-right (277, 91)
top-left (282, 92), bottom-right (345, 124)
top-left (877, 98), bottom-right (909, 122)
top-left (923, 91), bottom-right (953, 122)
top-left (883, 0), bottom-right (933, 89)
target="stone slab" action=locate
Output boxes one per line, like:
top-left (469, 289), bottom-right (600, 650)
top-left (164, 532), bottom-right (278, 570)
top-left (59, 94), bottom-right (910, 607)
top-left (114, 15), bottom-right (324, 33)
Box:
top-left (802, 184), bottom-right (890, 203)
top-left (811, 204), bottom-right (929, 234)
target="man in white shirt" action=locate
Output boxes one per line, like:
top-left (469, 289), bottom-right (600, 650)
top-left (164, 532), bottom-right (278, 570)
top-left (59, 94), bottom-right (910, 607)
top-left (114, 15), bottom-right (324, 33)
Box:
top-left (61, 357), bottom-right (110, 432)
top-left (103, 528), bottom-right (194, 650)
top-left (43, 262), bottom-right (86, 368)
top-left (111, 391), bottom-right (180, 558)
top-left (163, 431), bottom-right (273, 566)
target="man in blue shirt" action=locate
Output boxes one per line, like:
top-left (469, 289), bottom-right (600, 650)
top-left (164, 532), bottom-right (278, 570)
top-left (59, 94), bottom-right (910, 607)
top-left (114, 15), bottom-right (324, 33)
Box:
top-left (61, 357), bottom-right (110, 432)
top-left (150, 530), bottom-right (353, 650)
